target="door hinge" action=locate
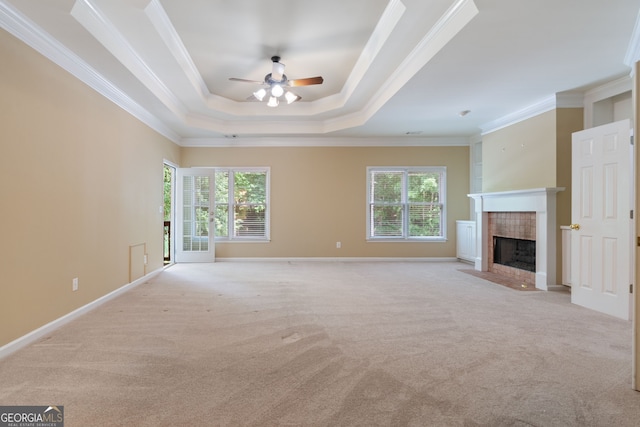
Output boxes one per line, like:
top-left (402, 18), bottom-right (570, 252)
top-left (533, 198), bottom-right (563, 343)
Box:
top-left (631, 210), bottom-right (634, 220)
top-left (631, 135), bottom-right (634, 145)
top-left (630, 284), bottom-right (634, 294)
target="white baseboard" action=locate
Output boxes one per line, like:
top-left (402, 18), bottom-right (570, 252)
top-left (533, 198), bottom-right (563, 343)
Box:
top-left (0, 268), bottom-right (163, 360)
top-left (216, 257), bottom-right (459, 262)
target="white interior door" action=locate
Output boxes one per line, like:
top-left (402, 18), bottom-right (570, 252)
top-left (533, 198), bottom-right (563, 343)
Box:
top-left (175, 168), bottom-right (215, 263)
top-left (571, 119), bottom-right (632, 320)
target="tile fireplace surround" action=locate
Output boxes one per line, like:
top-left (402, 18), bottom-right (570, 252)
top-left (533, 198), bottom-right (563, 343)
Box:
top-left (468, 188), bottom-right (564, 291)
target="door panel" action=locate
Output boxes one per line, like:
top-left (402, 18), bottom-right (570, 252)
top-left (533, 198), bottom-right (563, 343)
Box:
top-left (578, 235), bottom-right (593, 290)
top-left (175, 168), bottom-right (215, 263)
top-left (571, 119), bottom-right (631, 320)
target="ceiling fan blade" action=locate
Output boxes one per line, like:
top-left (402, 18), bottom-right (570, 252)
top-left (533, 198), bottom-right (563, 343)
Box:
top-left (288, 76), bottom-right (324, 87)
top-left (229, 77), bottom-right (264, 84)
top-left (245, 94), bottom-right (262, 102)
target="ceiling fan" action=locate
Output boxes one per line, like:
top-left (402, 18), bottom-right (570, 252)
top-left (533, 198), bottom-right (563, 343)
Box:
top-left (229, 56), bottom-right (324, 107)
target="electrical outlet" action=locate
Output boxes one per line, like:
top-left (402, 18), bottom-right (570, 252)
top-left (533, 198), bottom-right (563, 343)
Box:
top-left (143, 254), bottom-right (148, 265)
top-left (72, 277), bottom-right (78, 291)
top-left (336, 242), bottom-right (341, 249)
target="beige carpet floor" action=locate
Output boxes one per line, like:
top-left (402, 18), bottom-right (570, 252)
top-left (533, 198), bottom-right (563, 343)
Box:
top-left (0, 261), bottom-right (638, 426)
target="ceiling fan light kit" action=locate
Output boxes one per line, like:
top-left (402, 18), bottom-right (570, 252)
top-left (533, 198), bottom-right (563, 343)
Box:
top-left (230, 56), bottom-right (324, 107)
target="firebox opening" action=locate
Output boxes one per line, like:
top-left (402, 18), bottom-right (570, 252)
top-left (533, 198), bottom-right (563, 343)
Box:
top-left (493, 236), bottom-right (536, 272)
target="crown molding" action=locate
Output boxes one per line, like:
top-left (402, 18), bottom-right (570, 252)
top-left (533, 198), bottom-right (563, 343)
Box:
top-left (334, 0), bottom-right (406, 107)
top-left (624, 8), bottom-right (640, 69)
top-left (179, 136), bottom-right (471, 148)
top-left (71, 0), bottom-right (188, 119)
top-left (555, 92), bottom-right (585, 108)
top-left (481, 74), bottom-right (632, 136)
top-left (468, 133), bottom-right (482, 144)
top-left (480, 96), bottom-right (556, 135)
top-left (480, 93), bottom-right (585, 135)
top-left (361, 0), bottom-right (479, 123)
top-left (583, 75), bottom-right (632, 104)
top-left (318, 0), bottom-right (478, 135)
top-left (145, 0), bottom-right (209, 98)
top-left (0, 0), bottom-right (181, 143)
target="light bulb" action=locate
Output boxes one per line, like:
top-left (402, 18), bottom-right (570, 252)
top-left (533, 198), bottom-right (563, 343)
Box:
top-left (271, 84), bottom-right (284, 98)
top-left (267, 96), bottom-right (279, 107)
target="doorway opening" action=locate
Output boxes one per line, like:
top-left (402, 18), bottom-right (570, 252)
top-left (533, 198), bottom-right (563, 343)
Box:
top-left (163, 163), bottom-right (176, 265)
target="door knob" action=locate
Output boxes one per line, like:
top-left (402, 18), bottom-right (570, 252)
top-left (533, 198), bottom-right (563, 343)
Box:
top-left (569, 223), bottom-right (580, 230)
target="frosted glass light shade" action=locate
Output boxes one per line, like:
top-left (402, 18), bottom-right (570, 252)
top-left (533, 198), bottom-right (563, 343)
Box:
top-left (271, 84), bottom-right (284, 97)
top-left (253, 88), bottom-right (267, 101)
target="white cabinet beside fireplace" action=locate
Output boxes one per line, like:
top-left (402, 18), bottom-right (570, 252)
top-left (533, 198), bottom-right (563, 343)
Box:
top-left (456, 220), bottom-right (476, 263)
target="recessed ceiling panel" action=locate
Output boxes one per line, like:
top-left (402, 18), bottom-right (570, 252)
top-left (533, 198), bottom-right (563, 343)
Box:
top-left (159, 0), bottom-right (389, 102)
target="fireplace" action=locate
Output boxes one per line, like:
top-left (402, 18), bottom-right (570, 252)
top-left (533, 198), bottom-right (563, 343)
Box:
top-left (487, 211), bottom-right (536, 284)
top-left (493, 237), bottom-right (536, 272)
top-left (468, 188), bottom-right (564, 290)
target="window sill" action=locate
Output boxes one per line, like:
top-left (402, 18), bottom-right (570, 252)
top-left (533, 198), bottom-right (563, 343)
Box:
top-left (366, 238), bottom-right (447, 243)
top-left (214, 239), bottom-right (271, 244)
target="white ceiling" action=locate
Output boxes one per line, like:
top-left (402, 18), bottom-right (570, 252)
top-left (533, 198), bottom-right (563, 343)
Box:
top-left (2, 0), bottom-right (640, 145)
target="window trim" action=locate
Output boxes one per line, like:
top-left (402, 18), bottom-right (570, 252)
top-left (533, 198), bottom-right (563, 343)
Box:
top-left (366, 166), bottom-right (447, 242)
top-left (214, 167), bottom-right (270, 242)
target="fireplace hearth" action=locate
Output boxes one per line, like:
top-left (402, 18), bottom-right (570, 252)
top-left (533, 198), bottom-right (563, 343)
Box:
top-left (493, 236), bottom-right (536, 272)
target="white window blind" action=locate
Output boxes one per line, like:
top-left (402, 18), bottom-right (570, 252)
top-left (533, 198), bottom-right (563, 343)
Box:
top-left (367, 167), bottom-right (446, 241)
top-left (214, 168), bottom-right (269, 241)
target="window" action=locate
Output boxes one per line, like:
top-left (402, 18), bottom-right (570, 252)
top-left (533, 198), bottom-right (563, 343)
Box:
top-left (214, 168), bottom-right (269, 241)
top-left (367, 167), bottom-right (446, 241)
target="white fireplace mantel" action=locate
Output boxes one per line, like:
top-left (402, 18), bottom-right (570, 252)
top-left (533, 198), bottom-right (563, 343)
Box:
top-left (468, 187), bottom-right (565, 290)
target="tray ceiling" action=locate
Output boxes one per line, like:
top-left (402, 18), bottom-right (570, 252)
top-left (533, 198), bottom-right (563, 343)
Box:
top-left (1, 0), bottom-right (639, 145)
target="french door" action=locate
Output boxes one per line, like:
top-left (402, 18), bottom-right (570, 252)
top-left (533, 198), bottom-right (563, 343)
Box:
top-left (175, 168), bottom-right (215, 262)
